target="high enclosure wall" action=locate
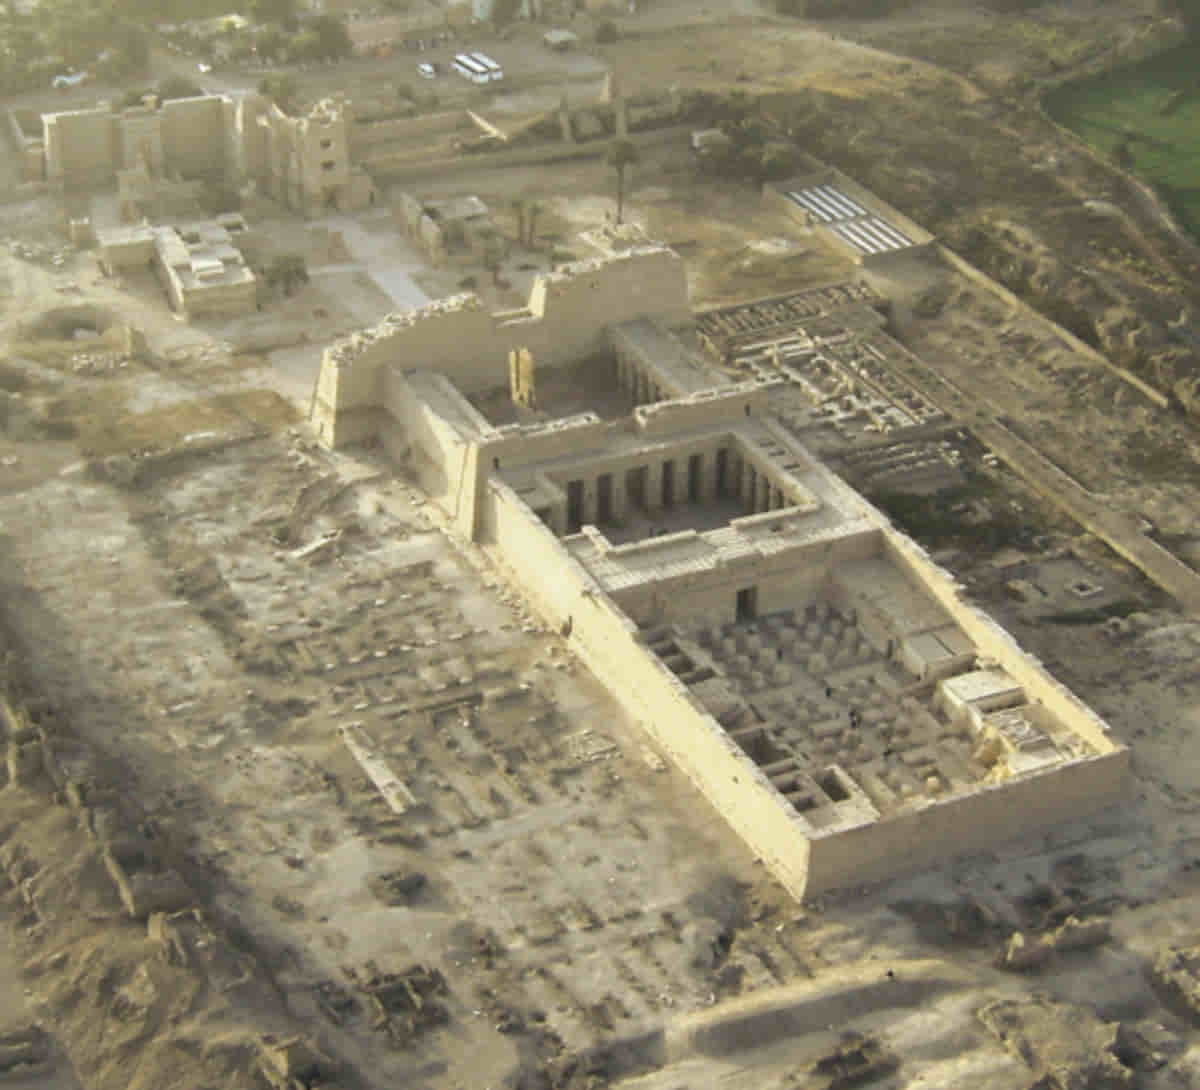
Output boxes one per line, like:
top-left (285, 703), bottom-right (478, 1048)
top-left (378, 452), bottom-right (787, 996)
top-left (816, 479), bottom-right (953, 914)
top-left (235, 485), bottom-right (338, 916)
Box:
top-left (44, 108), bottom-right (117, 187)
top-left (482, 477), bottom-right (1128, 899)
top-left (805, 748), bottom-right (1128, 891)
top-left (483, 478), bottom-right (817, 898)
top-left (382, 369), bottom-right (481, 536)
top-left (312, 247), bottom-right (693, 448)
top-left (161, 96), bottom-right (228, 180)
top-left (43, 95), bottom-right (231, 190)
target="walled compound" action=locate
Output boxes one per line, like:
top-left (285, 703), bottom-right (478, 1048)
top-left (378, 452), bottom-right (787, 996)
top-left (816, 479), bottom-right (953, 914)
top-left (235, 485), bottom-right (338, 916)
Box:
top-left (310, 243), bottom-right (1129, 899)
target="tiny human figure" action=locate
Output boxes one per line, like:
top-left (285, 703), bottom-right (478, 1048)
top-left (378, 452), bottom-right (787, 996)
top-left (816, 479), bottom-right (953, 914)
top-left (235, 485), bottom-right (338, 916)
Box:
top-left (825, 685), bottom-right (833, 699)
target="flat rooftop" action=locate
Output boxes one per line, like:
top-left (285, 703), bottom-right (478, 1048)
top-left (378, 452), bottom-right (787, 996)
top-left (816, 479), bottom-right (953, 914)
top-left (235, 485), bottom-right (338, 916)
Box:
top-left (641, 571), bottom-right (1092, 827)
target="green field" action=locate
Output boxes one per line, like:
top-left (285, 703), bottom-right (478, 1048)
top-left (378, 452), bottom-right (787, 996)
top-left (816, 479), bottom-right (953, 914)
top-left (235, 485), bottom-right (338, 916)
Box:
top-left (1046, 41), bottom-right (1200, 240)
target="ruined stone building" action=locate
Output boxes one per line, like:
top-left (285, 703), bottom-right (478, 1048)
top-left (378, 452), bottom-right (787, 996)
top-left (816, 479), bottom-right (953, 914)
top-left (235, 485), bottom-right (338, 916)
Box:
top-left (394, 193), bottom-right (500, 266)
top-left (310, 245), bottom-right (1128, 899)
top-left (96, 213), bottom-right (258, 320)
top-left (23, 93), bottom-right (375, 216)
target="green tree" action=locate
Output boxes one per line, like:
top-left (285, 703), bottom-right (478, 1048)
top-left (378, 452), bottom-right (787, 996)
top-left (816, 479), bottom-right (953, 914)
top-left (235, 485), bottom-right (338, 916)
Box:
top-left (253, 25), bottom-right (288, 62)
top-left (263, 253), bottom-right (308, 296)
top-left (113, 21), bottom-right (150, 75)
top-left (42, 0), bottom-right (111, 68)
top-left (309, 13), bottom-right (351, 59)
top-left (758, 140), bottom-right (799, 183)
top-left (606, 138), bottom-right (639, 225)
top-left (258, 72), bottom-right (298, 110)
top-left (288, 29), bottom-right (323, 62)
top-left (158, 74), bottom-right (204, 100)
top-left (1177, 0), bottom-right (1200, 35)
top-left (247, 0), bottom-right (297, 28)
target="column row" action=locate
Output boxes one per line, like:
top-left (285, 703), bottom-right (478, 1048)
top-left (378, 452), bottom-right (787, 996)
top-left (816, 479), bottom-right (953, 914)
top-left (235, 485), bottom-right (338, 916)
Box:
top-left (558, 448), bottom-right (725, 535)
top-left (614, 353), bottom-right (666, 407)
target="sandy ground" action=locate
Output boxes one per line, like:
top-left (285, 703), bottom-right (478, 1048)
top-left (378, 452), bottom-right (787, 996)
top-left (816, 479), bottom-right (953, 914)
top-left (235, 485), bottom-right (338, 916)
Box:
top-left (316, 211), bottom-right (431, 312)
top-left (5, 3), bottom-right (1200, 1089)
top-left (0, 900), bottom-right (81, 1089)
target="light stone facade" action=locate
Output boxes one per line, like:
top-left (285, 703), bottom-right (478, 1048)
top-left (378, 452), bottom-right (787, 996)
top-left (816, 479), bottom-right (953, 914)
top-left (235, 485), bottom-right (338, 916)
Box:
top-left (38, 93), bottom-right (374, 216)
top-left (309, 244), bottom-right (1129, 899)
top-left (97, 214), bottom-right (257, 320)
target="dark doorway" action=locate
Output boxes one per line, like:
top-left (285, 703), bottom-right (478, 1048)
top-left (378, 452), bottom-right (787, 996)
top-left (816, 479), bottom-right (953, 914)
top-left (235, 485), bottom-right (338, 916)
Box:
top-left (597, 473), bottom-right (613, 524)
top-left (736, 586), bottom-right (758, 622)
top-left (687, 453), bottom-right (702, 503)
top-left (566, 479), bottom-right (585, 533)
top-left (716, 448), bottom-right (729, 497)
top-left (625, 465), bottom-right (647, 511)
top-left (818, 768), bottom-right (851, 803)
top-left (661, 460), bottom-right (676, 508)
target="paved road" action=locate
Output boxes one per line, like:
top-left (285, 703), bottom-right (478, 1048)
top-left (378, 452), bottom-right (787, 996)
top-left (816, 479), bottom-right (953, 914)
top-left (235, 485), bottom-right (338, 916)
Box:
top-left (318, 213), bottom-right (430, 311)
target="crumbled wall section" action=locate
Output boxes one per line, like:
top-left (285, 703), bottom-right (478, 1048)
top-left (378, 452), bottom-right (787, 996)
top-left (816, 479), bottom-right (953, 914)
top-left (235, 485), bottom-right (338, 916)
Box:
top-left (6, 108), bottom-right (45, 182)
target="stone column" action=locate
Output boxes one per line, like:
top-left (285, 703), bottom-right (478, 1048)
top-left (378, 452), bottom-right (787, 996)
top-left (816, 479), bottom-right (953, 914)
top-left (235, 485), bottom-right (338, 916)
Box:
top-left (706, 452), bottom-right (722, 502)
top-left (611, 471), bottom-right (628, 522)
top-left (723, 450), bottom-right (740, 499)
top-left (757, 474), bottom-right (771, 513)
top-left (644, 461), bottom-right (663, 514)
top-left (661, 461), bottom-right (677, 509)
top-left (581, 477), bottom-right (597, 527)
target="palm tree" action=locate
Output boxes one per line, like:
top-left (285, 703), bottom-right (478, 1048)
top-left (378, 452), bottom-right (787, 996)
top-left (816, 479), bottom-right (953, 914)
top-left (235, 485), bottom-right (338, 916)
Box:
top-left (606, 138), bottom-right (639, 226)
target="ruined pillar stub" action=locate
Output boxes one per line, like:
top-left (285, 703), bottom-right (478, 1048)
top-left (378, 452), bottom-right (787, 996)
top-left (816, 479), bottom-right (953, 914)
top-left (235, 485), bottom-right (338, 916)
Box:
top-left (700, 452), bottom-right (718, 502)
top-left (509, 346), bottom-right (536, 410)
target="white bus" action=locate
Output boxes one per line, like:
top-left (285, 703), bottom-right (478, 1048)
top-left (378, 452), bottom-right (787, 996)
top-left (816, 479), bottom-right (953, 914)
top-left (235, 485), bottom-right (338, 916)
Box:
top-left (452, 53), bottom-right (489, 84)
top-left (470, 52), bottom-right (503, 81)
